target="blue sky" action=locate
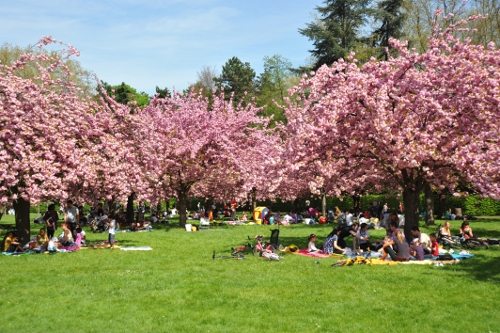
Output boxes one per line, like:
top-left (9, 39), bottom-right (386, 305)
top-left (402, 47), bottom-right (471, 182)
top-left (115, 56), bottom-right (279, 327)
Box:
top-left (0, 0), bottom-right (322, 94)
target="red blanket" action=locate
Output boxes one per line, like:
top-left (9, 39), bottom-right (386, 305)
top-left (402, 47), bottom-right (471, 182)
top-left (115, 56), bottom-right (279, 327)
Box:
top-left (294, 249), bottom-right (332, 258)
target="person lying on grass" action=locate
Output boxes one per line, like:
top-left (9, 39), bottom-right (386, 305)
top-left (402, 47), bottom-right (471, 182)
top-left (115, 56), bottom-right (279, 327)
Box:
top-left (130, 221), bottom-right (152, 232)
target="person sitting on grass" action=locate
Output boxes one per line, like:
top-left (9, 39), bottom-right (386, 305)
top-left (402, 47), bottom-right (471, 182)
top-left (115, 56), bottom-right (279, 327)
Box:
top-left (255, 235), bottom-right (273, 254)
top-left (381, 221), bottom-right (410, 261)
top-left (75, 225), bottom-right (86, 246)
top-left (34, 228), bottom-right (49, 252)
top-left (75, 227), bottom-right (86, 246)
top-left (430, 234), bottom-right (440, 256)
top-left (439, 221), bottom-right (452, 238)
top-left (307, 234), bottom-right (321, 253)
top-left (59, 223), bottom-right (74, 246)
top-left (460, 221), bottom-right (474, 240)
top-left (356, 223), bottom-right (371, 252)
top-left (2, 232), bottom-right (23, 253)
top-left (323, 228), bottom-right (346, 255)
top-left (254, 235), bottom-right (280, 260)
top-left (409, 238), bottom-right (425, 260)
top-left (411, 226), bottom-right (432, 254)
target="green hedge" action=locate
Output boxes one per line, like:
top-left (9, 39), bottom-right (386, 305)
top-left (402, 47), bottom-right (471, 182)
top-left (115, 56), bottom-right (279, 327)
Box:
top-left (25, 194), bottom-right (500, 217)
top-left (463, 196), bottom-right (500, 216)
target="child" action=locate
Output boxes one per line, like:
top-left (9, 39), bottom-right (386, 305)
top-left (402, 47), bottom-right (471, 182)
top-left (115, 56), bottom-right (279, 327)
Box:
top-left (255, 235), bottom-right (279, 260)
top-left (75, 227), bottom-right (86, 246)
top-left (307, 234), bottom-right (320, 253)
top-left (255, 235), bottom-right (273, 254)
top-left (430, 234), bottom-right (439, 256)
top-left (108, 219), bottom-right (116, 247)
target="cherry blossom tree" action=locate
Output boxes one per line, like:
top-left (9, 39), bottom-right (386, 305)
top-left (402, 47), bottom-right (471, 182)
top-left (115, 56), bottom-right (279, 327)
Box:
top-left (140, 93), bottom-right (280, 225)
top-left (69, 89), bottom-right (150, 208)
top-left (0, 37), bottom-right (100, 242)
top-left (284, 16), bottom-right (500, 238)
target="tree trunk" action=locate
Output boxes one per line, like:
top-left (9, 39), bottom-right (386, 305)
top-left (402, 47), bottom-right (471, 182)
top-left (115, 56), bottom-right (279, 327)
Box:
top-left (352, 194), bottom-right (361, 215)
top-left (177, 190), bottom-right (188, 227)
top-left (107, 199), bottom-right (115, 218)
top-left (156, 201), bottom-right (161, 216)
top-left (321, 192), bottom-right (327, 217)
top-left (14, 197), bottom-right (30, 244)
top-left (403, 185), bottom-right (420, 241)
top-left (251, 187), bottom-right (257, 212)
top-left (424, 182), bottom-right (435, 226)
top-left (126, 192), bottom-right (135, 225)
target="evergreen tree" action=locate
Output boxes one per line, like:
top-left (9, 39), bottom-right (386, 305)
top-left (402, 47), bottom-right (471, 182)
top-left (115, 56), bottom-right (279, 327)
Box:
top-left (300, 0), bottom-right (372, 70)
top-left (372, 0), bottom-right (406, 59)
top-left (155, 86), bottom-right (171, 99)
top-left (102, 81), bottom-right (150, 107)
top-left (214, 57), bottom-right (255, 105)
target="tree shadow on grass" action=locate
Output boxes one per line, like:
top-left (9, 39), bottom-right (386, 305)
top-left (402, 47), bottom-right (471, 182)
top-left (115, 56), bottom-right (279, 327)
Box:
top-left (469, 227), bottom-right (500, 239)
top-left (443, 252), bottom-right (500, 283)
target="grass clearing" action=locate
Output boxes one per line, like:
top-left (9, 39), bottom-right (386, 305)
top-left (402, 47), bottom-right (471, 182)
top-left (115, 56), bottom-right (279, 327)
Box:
top-left (1, 215), bottom-right (499, 333)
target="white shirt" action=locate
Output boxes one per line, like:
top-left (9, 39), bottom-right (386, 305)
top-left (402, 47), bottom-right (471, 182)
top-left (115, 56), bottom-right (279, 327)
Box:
top-left (346, 213), bottom-right (353, 226)
top-left (108, 220), bottom-right (116, 235)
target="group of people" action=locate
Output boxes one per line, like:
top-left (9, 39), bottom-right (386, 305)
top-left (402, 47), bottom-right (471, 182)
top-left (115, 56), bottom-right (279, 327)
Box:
top-left (2, 223), bottom-right (87, 254)
top-left (1, 200), bottom-right (121, 254)
top-left (300, 217), bottom-right (482, 261)
top-left (308, 222), bottom-right (372, 255)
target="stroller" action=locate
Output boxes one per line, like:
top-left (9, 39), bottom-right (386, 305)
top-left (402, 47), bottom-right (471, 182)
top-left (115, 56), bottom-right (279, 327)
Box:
top-left (89, 216), bottom-right (109, 233)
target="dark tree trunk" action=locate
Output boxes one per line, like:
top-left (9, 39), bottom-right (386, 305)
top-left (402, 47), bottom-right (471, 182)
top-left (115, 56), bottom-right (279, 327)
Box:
top-left (403, 186), bottom-right (420, 241)
top-left (107, 198), bottom-right (116, 218)
top-left (424, 182), bottom-right (435, 226)
top-left (434, 190), bottom-right (447, 219)
top-left (177, 190), bottom-right (189, 227)
top-left (321, 192), bottom-right (327, 218)
top-left (126, 192), bottom-right (135, 225)
top-left (251, 187), bottom-right (257, 213)
top-left (352, 194), bottom-right (361, 215)
top-left (156, 201), bottom-right (161, 216)
top-left (14, 197), bottom-right (30, 244)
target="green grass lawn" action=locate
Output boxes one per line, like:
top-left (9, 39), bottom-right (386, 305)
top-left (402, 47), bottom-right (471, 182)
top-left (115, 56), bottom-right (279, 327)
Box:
top-left (1, 215), bottom-right (499, 333)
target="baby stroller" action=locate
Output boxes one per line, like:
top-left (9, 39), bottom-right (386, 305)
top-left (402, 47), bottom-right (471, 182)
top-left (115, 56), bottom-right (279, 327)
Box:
top-left (89, 216), bottom-right (109, 233)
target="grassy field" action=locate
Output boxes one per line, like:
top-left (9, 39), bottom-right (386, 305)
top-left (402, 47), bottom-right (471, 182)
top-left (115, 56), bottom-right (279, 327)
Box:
top-left (1, 215), bottom-right (499, 333)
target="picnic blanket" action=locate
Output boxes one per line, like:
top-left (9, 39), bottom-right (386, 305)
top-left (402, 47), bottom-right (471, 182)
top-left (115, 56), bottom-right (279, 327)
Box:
top-left (295, 249), bottom-right (333, 258)
top-left (399, 259), bottom-right (460, 265)
top-left (120, 246), bottom-right (153, 251)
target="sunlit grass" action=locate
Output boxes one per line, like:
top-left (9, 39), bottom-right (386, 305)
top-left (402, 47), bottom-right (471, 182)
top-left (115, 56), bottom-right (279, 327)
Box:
top-left (1, 215), bottom-right (499, 333)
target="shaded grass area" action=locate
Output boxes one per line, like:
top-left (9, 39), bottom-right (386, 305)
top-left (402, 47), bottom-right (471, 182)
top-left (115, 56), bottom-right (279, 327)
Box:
top-left (0, 216), bottom-right (499, 333)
